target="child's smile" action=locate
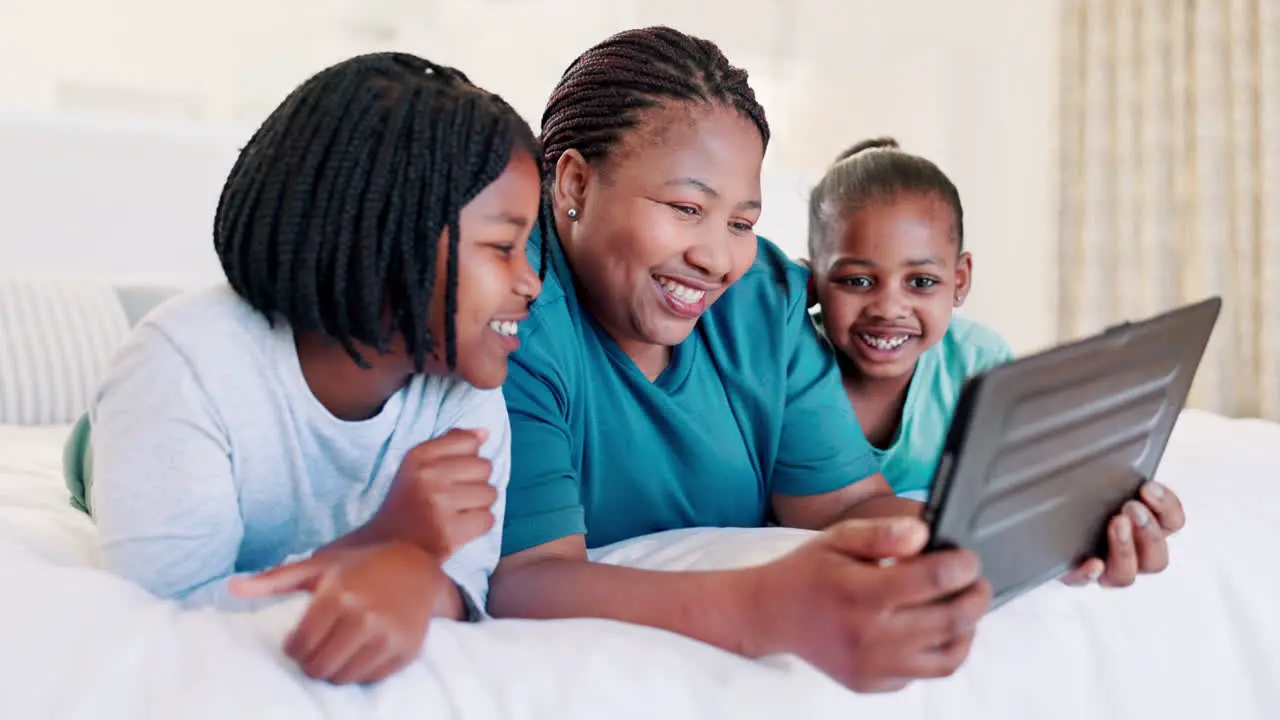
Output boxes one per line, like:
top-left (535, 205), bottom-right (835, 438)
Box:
top-left (814, 193), bottom-right (968, 384)
top-left (851, 325), bottom-right (921, 361)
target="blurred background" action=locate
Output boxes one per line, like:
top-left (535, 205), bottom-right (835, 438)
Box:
top-left (0, 0), bottom-right (1276, 419)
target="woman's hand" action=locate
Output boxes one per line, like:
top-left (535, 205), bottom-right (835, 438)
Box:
top-left (1061, 481), bottom-right (1186, 587)
top-left (230, 541), bottom-right (448, 685)
top-left (748, 517), bottom-right (991, 692)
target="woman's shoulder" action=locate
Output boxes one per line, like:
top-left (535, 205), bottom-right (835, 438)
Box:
top-left (696, 236), bottom-right (817, 377)
top-left (714, 235), bottom-right (810, 318)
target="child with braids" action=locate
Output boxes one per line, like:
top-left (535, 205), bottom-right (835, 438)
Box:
top-left (62, 52), bottom-right (543, 685)
top-left (806, 137), bottom-right (1187, 587)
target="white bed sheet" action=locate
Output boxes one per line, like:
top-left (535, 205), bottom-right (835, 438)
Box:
top-left (0, 410), bottom-right (1277, 720)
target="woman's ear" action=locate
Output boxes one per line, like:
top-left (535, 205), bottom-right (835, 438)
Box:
top-left (552, 150), bottom-right (591, 223)
top-left (954, 251), bottom-right (973, 307)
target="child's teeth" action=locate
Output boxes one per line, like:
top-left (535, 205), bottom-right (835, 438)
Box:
top-left (860, 333), bottom-right (909, 350)
top-left (489, 320), bottom-right (518, 336)
top-left (659, 278), bottom-right (706, 303)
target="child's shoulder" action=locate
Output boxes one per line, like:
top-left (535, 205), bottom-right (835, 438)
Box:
top-left (938, 316), bottom-right (1014, 374)
top-left (139, 284), bottom-right (272, 349)
top-left (111, 285), bottom-right (307, 414)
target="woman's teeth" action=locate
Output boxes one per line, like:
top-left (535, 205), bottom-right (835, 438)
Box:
top-left (489, 320), bottom-right (519, 337)
top-left (859, 333), bottom-right (910, 350)
top-left (658, 278), bottom-right (706, 304)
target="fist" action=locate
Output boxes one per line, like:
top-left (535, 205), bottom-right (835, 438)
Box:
top-left (368, 428), bottom-right (498, 558)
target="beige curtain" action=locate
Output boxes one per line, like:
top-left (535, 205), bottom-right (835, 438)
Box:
top-left (1057, 0), bottom-right (1280, 420)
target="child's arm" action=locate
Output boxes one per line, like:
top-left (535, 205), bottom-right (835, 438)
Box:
top-left (432, 385), bottom-right (510, 620)
top-left (89, 326), bottom-right (276, 611)
top-left (337, 384), bottom-right (510, 620)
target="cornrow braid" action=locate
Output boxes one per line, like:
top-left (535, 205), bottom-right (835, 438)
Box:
top-left (535, 26), bottom-right (771, 277)
top-left (213, 52), bottom-right (538, 372)
top-left (540, 26), bottom-right (769, 176)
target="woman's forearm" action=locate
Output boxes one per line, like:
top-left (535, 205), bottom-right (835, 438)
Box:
top-left (838, 494), bottom-right (925, 521)
top-left (488, 559), bottom-right (771, 657)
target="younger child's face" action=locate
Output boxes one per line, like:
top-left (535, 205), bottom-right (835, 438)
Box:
top-left (812, 192), bottom-right (971, 382)
top-left (420, 149), bottom-right (543, 389)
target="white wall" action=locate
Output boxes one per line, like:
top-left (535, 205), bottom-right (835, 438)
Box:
top-left (0, 0), bottom-right (1060, 353)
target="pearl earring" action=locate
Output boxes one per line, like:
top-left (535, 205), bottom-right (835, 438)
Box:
top-left (567, 208), bottom-right (579, 220)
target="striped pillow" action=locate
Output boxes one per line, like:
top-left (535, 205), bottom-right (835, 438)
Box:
top-left (0, 278), bottom-right (131, 425)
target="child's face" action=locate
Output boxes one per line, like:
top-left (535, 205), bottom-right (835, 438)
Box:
top-left (421, 149), bottom-right (543, 389)
top-left (812, 193), bottom-right (971, 382)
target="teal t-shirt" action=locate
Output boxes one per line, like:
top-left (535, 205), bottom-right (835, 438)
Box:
top-left (818, 314), bottom-right (1013, 501)
top-left (501, 227), bottom-right (880, 554)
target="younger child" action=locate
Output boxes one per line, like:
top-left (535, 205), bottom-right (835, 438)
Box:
top-left (805, 138), bottom-right (1012, 502)
top-left (62, 52), bottom-right (543, 684)
top-left (806, 138), bottom-right (1188, 591)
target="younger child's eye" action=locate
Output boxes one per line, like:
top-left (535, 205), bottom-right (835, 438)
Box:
top-left (910, 276), bottom-right (940, 289)
top-left (491, 243), bottom-right (515, 257)
top-left (835, 276), bottom-right (874, 289)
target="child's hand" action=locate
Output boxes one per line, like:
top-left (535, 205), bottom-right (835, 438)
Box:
top-left (365, 428), bottom-right (498, 558)
top-left (1061, 481), bottom-right (1186, 588)
top-left (230, 541), bottom-right (445, 685)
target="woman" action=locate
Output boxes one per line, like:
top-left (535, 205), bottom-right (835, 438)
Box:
top-left (490, 27), bottom-right (1185, 692)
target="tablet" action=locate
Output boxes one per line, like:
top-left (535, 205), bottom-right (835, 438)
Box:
top-left (921, 296), bottom-right (1221, 608)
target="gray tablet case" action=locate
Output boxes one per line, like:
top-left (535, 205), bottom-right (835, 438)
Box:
top-left (922, 296), bottom-right (1221, 608)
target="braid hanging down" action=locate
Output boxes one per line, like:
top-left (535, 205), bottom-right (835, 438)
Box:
top-left (214, 52), bottom-right (538, 371)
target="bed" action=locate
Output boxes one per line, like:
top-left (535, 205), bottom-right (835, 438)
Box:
top-left (2, 409), bottom-right (1279, 719)
top-left (2, 113), bottom-right (1279, 719)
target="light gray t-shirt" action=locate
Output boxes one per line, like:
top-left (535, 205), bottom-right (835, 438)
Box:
top-left (88, 285), bottom-right (508, 615)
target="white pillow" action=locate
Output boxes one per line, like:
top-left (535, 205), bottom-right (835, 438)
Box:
top-left (0, 277), bottom-right (130, 425)
top-left (588, 526), bottom-right (818, 571)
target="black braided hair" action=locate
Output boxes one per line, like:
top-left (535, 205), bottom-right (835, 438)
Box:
top-left (213, 52), bottom-right (539, 372)
top-left (807, 137), bottom-right (965, 258)
top-left (534, 26), bottom-right (771, 274)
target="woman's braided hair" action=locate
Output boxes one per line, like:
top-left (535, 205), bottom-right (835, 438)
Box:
top-left (534, 26), bottom-right (771, 272)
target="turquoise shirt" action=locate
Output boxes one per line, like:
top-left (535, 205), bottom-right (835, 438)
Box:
top-left (501, 227), bottom-right (880, 554)
top-left (819, 314), bottom-right (1013, 501)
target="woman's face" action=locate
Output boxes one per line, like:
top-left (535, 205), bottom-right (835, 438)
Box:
top-left (553, 104), bottom-right (764, 360)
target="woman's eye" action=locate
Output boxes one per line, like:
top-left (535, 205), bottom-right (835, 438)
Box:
top-left (669, 204), bottom-right (700, 217)
top-left (730, 221), bottom-right (754, 233)
top-left (492, 244), bottom-right (515, 257)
